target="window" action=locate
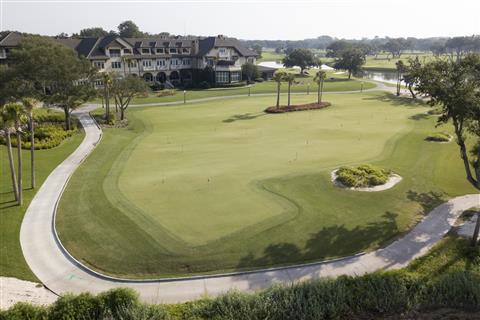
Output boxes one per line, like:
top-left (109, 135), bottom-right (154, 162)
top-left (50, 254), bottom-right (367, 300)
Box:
top-left (94, 80), bottom-right (103, 86)
top-left (216, 71), bottom-right (229, 83)
top-left (142, 60), bottom-right (152, 67)
top-left (207, 59), bottom-right (214, 66)
top-left (141, 48), bottom-right (150, 54)
top-left (247, 57), bottom-right (255, 63)
top-left (219, 48), bottom-right (226, 54)
top-left (171, 59), bottom-right (179, 66)
top-left (182, 48), bottom-right (190, 54)
top-left (169, 48), bottom-right (177, 54)
top-left (109, 49), bottom-right (121, 57)
top-left (157, 59), bottom-right (166, 67)
top-left (0, 49), bottom-right (6, 58)
top-left (123, 49), bottom-right (132, 54)
top-left (230, 72), bottom-right (241, 82)
top-left (182, 59), bottom-right (191, 66)
top-left (111, 62), bottom-right (122, 69)
top-left (93, 61), bottom-right (105, 69)
top-left (129, 61), bottom-right (137, 68)
top-left (156, 48), bottom-right (164, 54)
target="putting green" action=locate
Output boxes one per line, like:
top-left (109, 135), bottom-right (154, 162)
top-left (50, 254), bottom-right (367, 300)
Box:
top-left (56, 92), bottom-right (477, 278)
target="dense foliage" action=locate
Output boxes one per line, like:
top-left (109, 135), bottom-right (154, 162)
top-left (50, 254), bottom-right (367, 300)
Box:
top-left (425, 132), bottom-right (452, 142)
top-left (336, 164), bottom-right (391, 188)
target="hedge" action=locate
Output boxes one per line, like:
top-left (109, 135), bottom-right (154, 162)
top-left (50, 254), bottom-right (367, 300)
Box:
top-left (2, 269), bottom-right (479, 319)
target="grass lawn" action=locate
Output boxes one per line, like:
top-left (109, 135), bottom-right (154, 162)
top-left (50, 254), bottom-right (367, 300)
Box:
top-left (56, 92), bottom-right (477, 278)
top-left (363, 52), bottom-right (442, 70)
top-left (257, 48), bottom-right (285, 63)
top-left (95, 72), bottom-right (376, 105)
top-left (0, 128), bottom-right (84, 281)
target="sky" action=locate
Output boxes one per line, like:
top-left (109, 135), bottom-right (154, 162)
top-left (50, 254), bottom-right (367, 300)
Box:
top-left (1, 0), bottom-right (479, 40)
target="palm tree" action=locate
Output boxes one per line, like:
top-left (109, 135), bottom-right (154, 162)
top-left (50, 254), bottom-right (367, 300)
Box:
top-left (283, 73), bottom-right (296, 107)
top-left (395, 60), bottom-right (405, 96)
top-left (313, 70), bottom-right (327, 104)
top-left (272, 70), bottom-right (286, 108)
top-left (5, 103), bottom-right (25, 205)
top-left (101, 73), bottom-right (112, 123)
top-left (1, 105), bottom-right (19, 201)
top-left (21, 98), bottom-right (38, 189)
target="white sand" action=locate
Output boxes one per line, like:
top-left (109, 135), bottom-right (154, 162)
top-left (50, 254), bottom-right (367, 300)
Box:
top-left (0, 277), bottom-right (57, 310)
top-left (331, 170), bottom-right (402, 192)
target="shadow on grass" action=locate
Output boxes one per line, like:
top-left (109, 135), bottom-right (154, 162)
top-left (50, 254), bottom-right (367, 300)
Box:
top-left (223, 112), bottom-right (266, 123)
top-left (406, 190), bottom-right (446, 214)
top-left (237, 211), bottom-right (399, 270)
top-left (362, 92), bottom-right (424, 107)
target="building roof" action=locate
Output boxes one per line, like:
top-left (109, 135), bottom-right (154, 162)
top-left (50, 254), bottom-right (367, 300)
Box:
top-left (0, 32), bottom-right (257, 60)
top-left (198, 36), bottom-right (257, 57)
top-left (256, 65), bottom-right (278, 72)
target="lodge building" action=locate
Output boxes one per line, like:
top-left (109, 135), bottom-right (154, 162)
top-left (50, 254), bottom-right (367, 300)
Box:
top-left (0, 32), bottom-right (258, 87)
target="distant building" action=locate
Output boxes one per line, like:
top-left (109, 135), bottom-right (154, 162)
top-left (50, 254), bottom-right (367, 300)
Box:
top-left (0, 32), bottom-right (258, 87)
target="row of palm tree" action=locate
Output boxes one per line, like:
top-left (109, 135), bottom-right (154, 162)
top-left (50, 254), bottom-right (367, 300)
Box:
top-left (272, 70), bottom-right (327, 108)
top-left (1, 99), bottom-right (38, 206)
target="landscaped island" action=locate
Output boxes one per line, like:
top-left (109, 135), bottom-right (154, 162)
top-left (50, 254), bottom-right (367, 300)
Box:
top-left (265, 101), bottom-right (331, 113)
top-left (332, 164), bottom-right (400, 191)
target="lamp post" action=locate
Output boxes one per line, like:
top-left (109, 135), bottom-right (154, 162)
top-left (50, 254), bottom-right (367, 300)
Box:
top-left (248, 85), bottom-right (251, 97)
top-left (183, 90), bottom-right (186, 104)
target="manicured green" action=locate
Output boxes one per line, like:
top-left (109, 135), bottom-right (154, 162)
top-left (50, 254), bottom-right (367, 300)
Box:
top-left (363, 52), bottom-right (442, 70)
top-left (336, 164), bottom-right (391, 188)
top-left (0, 124), bottom-right (84, 281)
top-left (94, 72), bottom-right (375, 105)
top-left (256, 48), bottom-right (285, 62)
top-left (56, 92), bottom-right (477, 278)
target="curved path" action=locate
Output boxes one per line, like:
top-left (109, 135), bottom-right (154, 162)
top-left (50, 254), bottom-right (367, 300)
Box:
top-left (20, 94), bottom-right (479, 304)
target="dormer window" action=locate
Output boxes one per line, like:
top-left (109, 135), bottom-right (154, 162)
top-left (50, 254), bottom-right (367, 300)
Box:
top-left (169, 48), bottom-right (177, 54)
top-left (109, 49), bottom-right (121, 57)
top-left (156, 48), bottom-right (164, 54)
top-left (141, 48), bottom-right (150, 54)
top-left (123, 49), bottom-right (132, 55)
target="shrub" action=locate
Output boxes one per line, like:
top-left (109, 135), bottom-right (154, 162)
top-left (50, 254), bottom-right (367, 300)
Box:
top-left (0, 302), bottom-right (48, 320)
top-left (254, 77), bottom-right (264, 82)
top-left (214, 81), bottom-right (247, 88)
top-left (425, 132), bottom-right (451, 142)
top-left (156, 89), bottom-right (176, 97)
top-left (0, 124), bottom-right (77, 150)
top-left (149, 82), bottom-right (165, 91)
top-left (49, 293), bottom-right (103, 320)
top-left (98, 288), bottom-right (140, 319)
top-left (336, 164), bottom-right (392, 188)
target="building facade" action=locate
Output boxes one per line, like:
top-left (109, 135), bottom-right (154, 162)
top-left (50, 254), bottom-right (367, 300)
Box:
top-left (0, 32), bottom-right (257, 87)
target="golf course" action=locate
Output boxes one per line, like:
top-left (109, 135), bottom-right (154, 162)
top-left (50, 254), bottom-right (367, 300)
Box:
top-left (55, 91), bottom-right (477, 278)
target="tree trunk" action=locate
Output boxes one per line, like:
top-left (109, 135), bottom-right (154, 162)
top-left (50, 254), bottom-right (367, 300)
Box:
top-left (6, 130), bottom-right (19, 201)
top-left (396, 71), bottom-right (401, 96)
top-left (475, 147), bottom-right (480, 189)
top-left (276, 82), bottom-right (280, 108)
top-left (120, 107), bottom-right (125, 121)
top-left (320, 79), bottom-right (324, 103)
top-left (472, 212), bottom-right (480, 247)
top-left (408, 84), bottom-right (416, 99)
top-left (16, 129), bottom-right (23, 206)
top-left (456, 131), bottom-right (477, 188)
top-left (317, 83), bottom-right (321, 104)
top-left (29, 114), bottom-right (35, 189)
top-left (64, 107), bottom-right (71, 131)
top-left (104, 86), bottom-right (110, 123)
top-left (287, 83), bottom-right (291, 106)
top-left (348, 70), bottom-right (352, 79)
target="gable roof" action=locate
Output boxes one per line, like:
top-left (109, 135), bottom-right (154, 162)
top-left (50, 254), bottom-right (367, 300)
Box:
top-left (198, 36), bottom-right (257, 57)
top-left (0, 31), bottom-right (23, 47)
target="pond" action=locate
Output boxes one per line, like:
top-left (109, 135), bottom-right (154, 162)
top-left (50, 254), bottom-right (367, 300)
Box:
top-left (258, 61), bottom-right (334, 70)
top-left (361, 69), bottom-right (400, 85)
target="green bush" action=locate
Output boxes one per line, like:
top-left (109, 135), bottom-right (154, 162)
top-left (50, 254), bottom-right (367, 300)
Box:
top-left (157, 89), bottom-right (176, 97)
top-left (336, 164), bottom-right (392, 188)
top-left (0, 302), bottom-right (48, 320)
top-left (48, 293), bottom-right (103, 320)
top-left (425, 132), bottom-right (451, 142)
top-left (0, 124), bottom-right (77, 150)
top-left (98, 288), bottom-right (140, 319)
top-left (32, 108), bottom-right (65, 124)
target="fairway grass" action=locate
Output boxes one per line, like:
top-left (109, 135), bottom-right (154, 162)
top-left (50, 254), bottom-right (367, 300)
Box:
top-left (56, 92), bottom-right (477, 278)
top-left (0, 131), bottom-right (84, 281)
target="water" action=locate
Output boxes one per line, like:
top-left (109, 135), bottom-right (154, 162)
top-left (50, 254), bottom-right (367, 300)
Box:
top-left (361, 70), bottom-right (400, 85)
top-left (258, 61), bottom-right (333, 70)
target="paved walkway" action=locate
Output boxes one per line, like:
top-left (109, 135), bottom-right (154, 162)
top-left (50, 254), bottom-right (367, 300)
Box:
top-left (19, 93), bottom-right (479, 305)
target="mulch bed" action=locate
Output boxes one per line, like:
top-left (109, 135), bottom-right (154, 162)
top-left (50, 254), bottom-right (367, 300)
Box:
top-left (265, 102), bottom-right (331, 113)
